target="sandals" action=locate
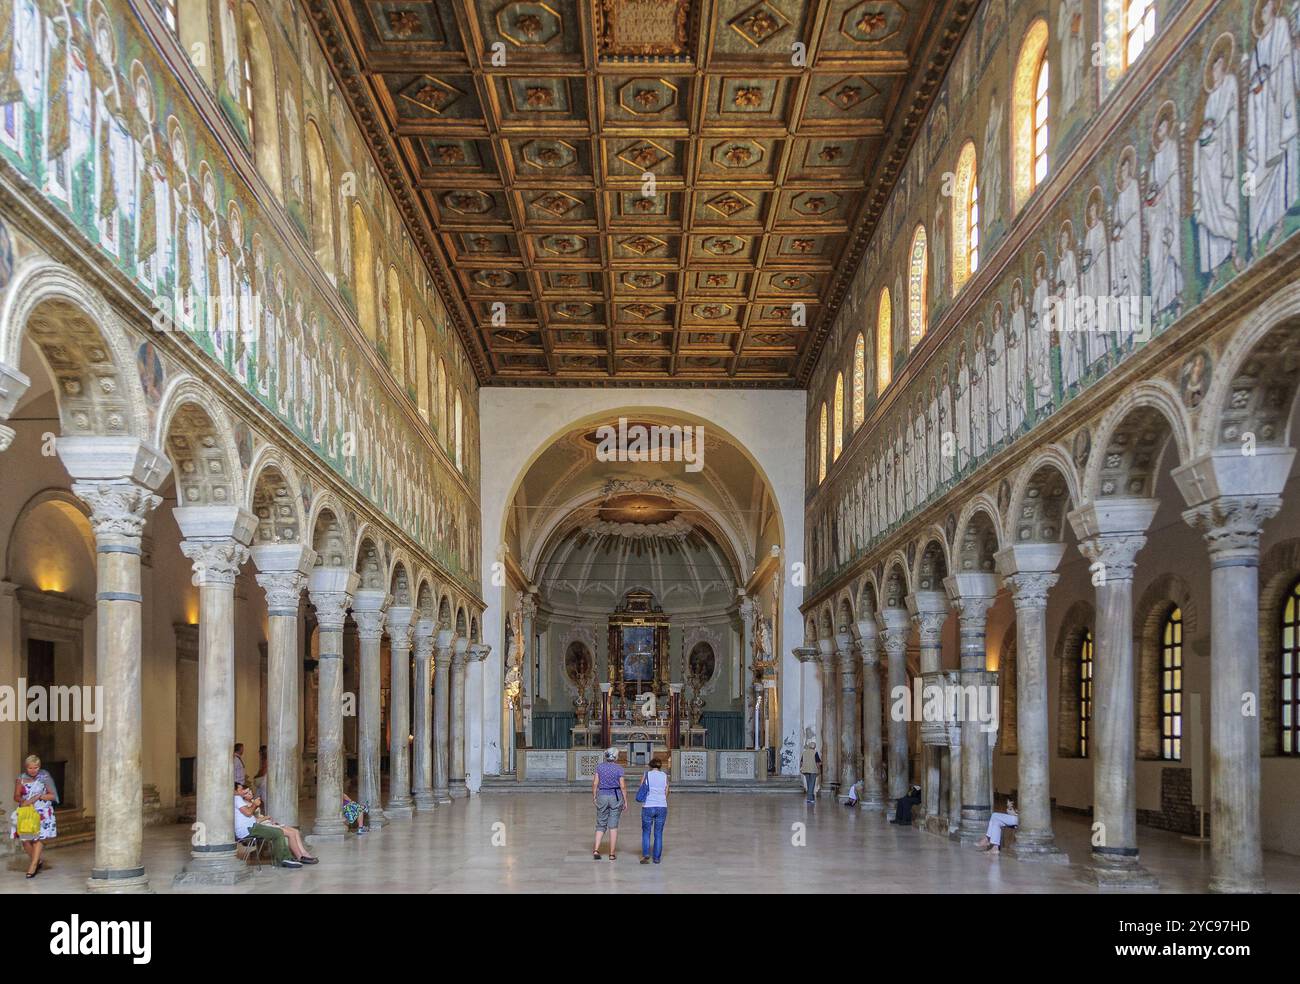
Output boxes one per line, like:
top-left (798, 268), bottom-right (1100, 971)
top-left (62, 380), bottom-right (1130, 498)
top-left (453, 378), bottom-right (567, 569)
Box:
top-left (593, 851), bottom-right (601, 861)
top-left (640, 856), bottom-right (650, 864)
top-left (609, 853), bottom-right (617, 861)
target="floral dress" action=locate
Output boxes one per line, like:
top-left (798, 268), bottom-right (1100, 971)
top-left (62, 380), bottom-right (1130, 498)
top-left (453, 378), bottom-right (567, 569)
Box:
top-left (10, 774), bottom-right (57, 842)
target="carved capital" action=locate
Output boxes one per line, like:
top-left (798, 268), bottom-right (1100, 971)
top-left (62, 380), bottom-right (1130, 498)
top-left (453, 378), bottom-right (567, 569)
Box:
top-left (1182, 495), bottom-right (1283, 563)
top-left (1076, 533), bottom-right (1146, 583)
top-left (911, 609), bottom-right (947, 642)
top-left (949, 592), bottom-right (996, 629)
top-left (1004, 572), bottom-right (1059, 612)
top-left (180, 539), bottom-right (250, 587)
top-left (255, 570), bottom-right (307, 613)
top-left (0, 424), bottom-right (14, 453)
top-left (311, 590), bottom-right (353, 631)
top-left (353, 608), bottom-right (387, 642)
top-left (468, 642), bottom-right (492, 662)
top-left (386, 608), bottom-right (415, 650)
top-left (72, 480), bottom-right (161, 541)
top-left (413, 619), bottom-right (436, 660)
top-left (793, 645), bottom-right (820, 664)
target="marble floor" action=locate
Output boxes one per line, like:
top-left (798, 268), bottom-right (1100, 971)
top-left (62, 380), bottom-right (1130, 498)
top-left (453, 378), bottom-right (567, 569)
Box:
top-left (5, 794), bottom-right (1299, 893)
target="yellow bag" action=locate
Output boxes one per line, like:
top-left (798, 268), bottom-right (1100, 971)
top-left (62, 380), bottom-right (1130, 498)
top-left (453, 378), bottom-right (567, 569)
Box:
top-left (16, 805), bottom-right (40, 837)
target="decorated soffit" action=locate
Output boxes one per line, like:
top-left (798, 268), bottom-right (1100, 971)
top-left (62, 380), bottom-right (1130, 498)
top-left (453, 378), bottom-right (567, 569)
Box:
top-left (306, 0), bottom-right (973, 387)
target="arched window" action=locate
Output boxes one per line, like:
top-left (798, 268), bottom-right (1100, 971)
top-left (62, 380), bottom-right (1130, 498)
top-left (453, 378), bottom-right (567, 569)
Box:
top-left (832, 373), bottom-right (844, 461)
top-left (173, 1), bottom-right (213, 85)
top-left (1124, 0), bottom-right (1156, 67)
top-left (1101, 0), bottom-right (1158, 90)
top-left (875, 288), bottom-right (892, 395)
top-left (386, 267), bottom-right (404, 383)
top-left (454, 391), bottom-right (464, 471)
top-left (818, 403), bottom-right (828, 483)
top-left (952, 141), bottom-right (979, 292)
top-left (436, 359), bottom-right (448, 440)
top-left (350, 203), bottom-right (376, 343)
top-left (241, 4), bottom-right (281, 196)
top-left (852, 333), bottom-right (866, 429)
top-left (907, 225), bottom-right (928, 348)
top-left (1012, 19), bottom-right (1051, 214)
top-left (305, 122), bottom-right (334, 277)
top-left (161, 0), bottom-right (179, 31)
top-left (1282, 578), bottom-right (1300, 754)
top-left (415, 319), bottom-right (430, 421)
top-left (1160, 606), bottom-right (1183, 760)
top-left (1079, 629), bottom-right (1094, 758)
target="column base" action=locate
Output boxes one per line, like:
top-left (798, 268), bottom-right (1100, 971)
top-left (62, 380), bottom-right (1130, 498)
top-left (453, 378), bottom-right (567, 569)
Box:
top-left (384, 799), bottom-right (415, 820)
top-left (434, 789), bottom-right (453, 805)
top-left (370, 807), bottom-right (390, 828)
top-left (1209, 875), bottom-right (1267, 894)
top-left (86, 868), bottom-right (151, 894)
top-left (1089, 852), bottom-right (1159, 889)
top-left (173, 852), bottom-right (250, 887)
top-left (858, 797), bottom-right (887, 812)
top-left (412, 790), bottom-right (437, 811)
top-left (449, 784), bottom-right (469, 799)
top-left (1010, 834), bottom-right (1070, 864)
top-left (923, 814), bottom-right (949, 836)
top-left (958, 817), bottom-right (991, 846)
top-left (308, 817), bottom-right (348, 844)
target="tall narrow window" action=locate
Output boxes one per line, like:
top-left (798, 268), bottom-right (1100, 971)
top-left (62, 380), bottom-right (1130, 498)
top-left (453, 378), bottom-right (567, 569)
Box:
top-left (908, 225), bottom-right (928, 348)
top-left (454, 392), bottom-right (464, 471)
top-left (818, 403), bottom-right (828, 483)
top-left (1079, 629), bottom-right (1094, 758)
top-left (351, 203), bottom-right (376, 343)
top-left (415, 319), bottom-right (430, 421)
top-left (1282, 578), bottom-right (1300, 754)
top-left (852, 333), bottom-right (866, 429)
top-left (833, 373), bottom-right (844, 461)
top-left (952, 141), bottom-right (979, 292)
top-left (240, 49), bottom-right (256, 143)
top-left (1160, 606), bottom-right (1183, 760)
top-left (437, 359), bottom-right (448, 440)
top-left (1012, 19), bottom-right (1051, 214)
top-left (1124, 0), bottom-right (1156, 68)
top-left (305, 122), bottom-right (334, 278)
top-left (875, 289), bottom-right (892, 395)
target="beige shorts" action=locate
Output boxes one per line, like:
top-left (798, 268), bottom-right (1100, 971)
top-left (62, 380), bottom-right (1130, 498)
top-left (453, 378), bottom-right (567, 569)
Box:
top-left (595, 793), bottom-right (623, 831)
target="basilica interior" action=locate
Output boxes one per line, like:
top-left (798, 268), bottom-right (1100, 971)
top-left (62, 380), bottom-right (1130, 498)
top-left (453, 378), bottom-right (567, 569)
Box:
top-left (0, 0), bottom-right (1298, 897)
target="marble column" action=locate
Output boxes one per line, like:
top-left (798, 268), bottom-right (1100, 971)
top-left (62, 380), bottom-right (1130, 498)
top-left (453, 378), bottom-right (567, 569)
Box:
top-left (73, 478), bottom-right (162, 892)
top-left (944, 573), bottom-right (1002, 846)
top-left (1175, 446), bottom-right (1293, 892)
top-left (793, 645), bottom-right (821, 758)
top-left (307, 568), bottom-right (359, 841)
top-left (854, 618), bottom-right (886, 810)
top-left (449, 636), bottom-right (469, 798)
top-left (995, 545), bottom-right (1068, 860)
top-left (1070, 500), bottom-right (1158, 887)
top-left (520, 594), bottom-right (537, 746)
top-left (946, 712), bottom-right (963, 836)
top-left (466, 642), bottom-right (492, 793)
top-left (411, 617), bottom-right (436, 810)
top-left (0, 361), bottom-right (30, 454)
top-left (433, 627), bottom-right (453, 804)
top-left (835, 630), bottom-right (859, 800)
top-left (817, 638), bottom-right (839, 795)
top-left (878, 608), bottom-right (911, 805)
top-left (908, 591), bottom-right (948, 825)
top-left (175, 506), bottom-right (255, 884)
top-left (384, 606), bottom-right (415, 818)
top-left (739, 596), bottom-right (757, 750)
top-left (352, 589), bottom-right (391, 827)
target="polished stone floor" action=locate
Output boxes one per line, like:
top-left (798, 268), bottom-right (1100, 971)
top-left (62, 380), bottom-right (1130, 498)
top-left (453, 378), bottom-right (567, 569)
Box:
top-left (6, 793), bottom-right (1300, 893)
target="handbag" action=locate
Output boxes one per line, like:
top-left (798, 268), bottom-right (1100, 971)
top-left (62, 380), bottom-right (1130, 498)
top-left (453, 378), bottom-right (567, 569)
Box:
top-left (635, 774), bottom-right (650, 804)
top-left (16, 805), bottom-right (40, 837)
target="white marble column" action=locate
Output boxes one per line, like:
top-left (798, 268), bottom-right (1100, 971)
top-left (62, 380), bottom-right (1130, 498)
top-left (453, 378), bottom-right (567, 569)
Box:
top-left (0, 360), bottom-right (30, 455)
top-left (73, 479), bottom-right (162, 892)
top-left (433, 626), bottom-right (453, 804)
top-left (307, 568), bottom-right (359, 840)
top-left (252, 544), bottom-right (314, 829)
top-left (793, 646), bottom-right (821, 760)
top-left (739, 596), bottom-right (757, 750)
top-left (835, 630), bottom-right (859, 800)
top-left (352, 589), bottom-right (391, 827)
top-left (385, 606), bottom-right (415, 818)
top-left (817, 637), bottom-right (839, 795)
top-left (450, 636), bottom-right (469, 798)
top-left (855, 618), bottom-right (886, 810)
top-left (1070, 500), bottom-right (1158, 887)
top-left (878, 608), bottom-right (911, 804)
top-left (908, 591), bottom-right (948, 825)
top-left (174, 506), bottom-right (255, 884)
top-left (466, 642), bottom-right (492, 793)
top-left (411, 617), bottom-right (436, 810)
top-left (944, 573), bottom-right (1003, 846)
top-left (1175, 445), bottom-right (1293, 892)
top-left (520, 594), bottom-right (537, 746)
top-left (995, 545), bottom-right (1068, 861)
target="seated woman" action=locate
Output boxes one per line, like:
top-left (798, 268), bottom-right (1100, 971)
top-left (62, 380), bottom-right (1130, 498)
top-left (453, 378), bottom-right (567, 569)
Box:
top-left (235, 783), bottom-right (318, 867)
top-left (889, 785), bottom-right (922, 825)
top-left (976, 800), bottom-right (1019, 854)
top-left (11, 754), bottom-right (58, 878)
top-left (341, 793), bottom-right (369, 833)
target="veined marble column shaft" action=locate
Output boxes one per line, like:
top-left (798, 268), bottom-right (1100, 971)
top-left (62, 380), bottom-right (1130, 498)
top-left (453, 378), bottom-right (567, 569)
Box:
top-left (817, 639), bottom-right (839, 795)
top-left (433, 630), bottom-right (453, 804)
top-left (1072, 500), bottom-right (1158, 886)
top-left (411, 619), bottom-right (436, 810)
top-left (254, 568), bottom-right (307, 828)
top-left (450, 638), bottom-right (469, 798)
top-left (997, 561), bottom-right (1065, 860)
top-left (740, 597), bottom-right (757, 750)
top-left (1184, 495), bottom-right (1281, 893)
top-left (945, 574), bottom-right (1000, 846)
top-left (909, 592), bottom-right (948, 824)
top-left (835, 631), bottom-right (859, 800)
top-left (878, 609), bottom-right (911, 804)
top-left (74, 480), bottom-right (160, 893)
top-left (352, 591), bottom-right (391, 826)
top-left (308, 576), bottom-right (356, 840)
top-left (385, 607), bottom-right (415, 818)
top-left (179, 534), bottom-right (250, 881)
top-left (855, 619), bottom-right (886, 810)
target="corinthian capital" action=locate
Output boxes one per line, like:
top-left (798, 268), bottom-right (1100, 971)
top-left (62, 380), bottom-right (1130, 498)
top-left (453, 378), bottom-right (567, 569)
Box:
top-left (1004, 572), bottom-right (1059, 612)
top-left (911, 609), bottom-right (948, 641)
top-left (413, 619), bottom-right (436, 659)
top-left (386, 607), bottom-right (415, 650)
top-left (1076, 533), bottom-right (1146, 582)
top-left (1182, 495), bottom-right (1283, 561)
top-left (353, 608), bottom-right (387, 642)
top-left (255, 570), bottom-right (307, 614)
top-left (181, 539), bottom-right (250, 587)
top-left (72, 480), bottom-right (161, 541)
top-left (310, 590), bottom-right (353, 631)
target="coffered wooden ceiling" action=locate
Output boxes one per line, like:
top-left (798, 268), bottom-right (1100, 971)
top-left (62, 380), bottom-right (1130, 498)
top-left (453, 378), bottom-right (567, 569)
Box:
top-left (305, 0), bottom-right (974, 386)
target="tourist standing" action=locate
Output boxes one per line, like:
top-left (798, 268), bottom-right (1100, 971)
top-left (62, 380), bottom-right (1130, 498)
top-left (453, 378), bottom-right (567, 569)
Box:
top-left (639, 758), bottom-right (669, 864)
top-left (11, 754), bottom-right (58, 878)
top-left (800, 739), bottom-right (821, 804)
top-left (592, 747), bottom-right (626, 860)
top-left (233, 742), bottom-right (247, 786)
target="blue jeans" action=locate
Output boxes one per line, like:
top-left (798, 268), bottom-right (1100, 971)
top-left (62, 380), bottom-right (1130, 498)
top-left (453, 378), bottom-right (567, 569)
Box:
top-left (641, 807), bottom-right (667, 861)
top-left (804, 773), bottom-right (816, 801)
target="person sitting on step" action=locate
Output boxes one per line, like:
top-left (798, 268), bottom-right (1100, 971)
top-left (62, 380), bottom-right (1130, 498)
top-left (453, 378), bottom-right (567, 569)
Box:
top-left (342, 793), bottom-right (370, 833)
top-left (976, 800), bottom-right (1019, 854)
top-left (235, 783), bottom-right (317, 867)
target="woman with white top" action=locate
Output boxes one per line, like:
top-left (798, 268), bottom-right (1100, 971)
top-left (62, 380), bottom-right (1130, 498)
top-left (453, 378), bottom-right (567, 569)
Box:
top-left (639, 758), bottom-right (669, 865)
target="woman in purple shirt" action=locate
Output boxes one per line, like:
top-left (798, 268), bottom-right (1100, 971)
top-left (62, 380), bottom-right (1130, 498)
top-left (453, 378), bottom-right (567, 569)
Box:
top-left (592, 747), bottom-right (627, 860)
